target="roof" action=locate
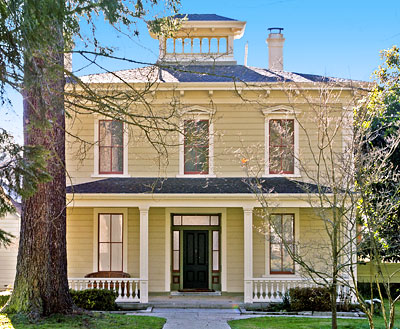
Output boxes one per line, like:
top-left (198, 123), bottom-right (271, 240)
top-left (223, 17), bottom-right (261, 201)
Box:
top-left (173, 14), bottom-right (237, 21)
top-left (66, 177), bottom-right (325, 194)
top-left (79, 64), bottom-right (353, 84)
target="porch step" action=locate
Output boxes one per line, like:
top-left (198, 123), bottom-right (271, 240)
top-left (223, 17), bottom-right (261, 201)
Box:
top-left (171, 291), bottom-right (222, 296)
top-left (148, 295), bottom-right (244, 309)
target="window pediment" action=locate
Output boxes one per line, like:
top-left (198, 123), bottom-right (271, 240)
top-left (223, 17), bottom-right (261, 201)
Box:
top-left (179, 105), bottom-right (216, 117)
top-left (262, 105), bottom-right (299, 116)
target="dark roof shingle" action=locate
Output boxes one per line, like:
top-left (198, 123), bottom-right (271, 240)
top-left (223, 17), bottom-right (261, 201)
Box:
top-left (173, 14), bottom-right (237, 21)
top-left (66, 177), bottom-right (324, 195)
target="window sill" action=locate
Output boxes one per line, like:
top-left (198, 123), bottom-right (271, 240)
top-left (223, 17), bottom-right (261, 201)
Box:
top-left (262, 274), bottom-right (299, 278)
top-left (263, 174), bottom-right (301, 178)
top-left (176, 174), bottom-right (217, 178)
top-left (91, 174), bottom-right (131, 178)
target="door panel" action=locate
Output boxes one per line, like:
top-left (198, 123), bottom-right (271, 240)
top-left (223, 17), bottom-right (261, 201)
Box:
top-left (183, 230), bottom-right (208, 289)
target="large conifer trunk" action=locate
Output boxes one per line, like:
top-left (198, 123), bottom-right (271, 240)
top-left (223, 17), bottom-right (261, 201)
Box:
top-left (4, 0), bottom-right (73, 316)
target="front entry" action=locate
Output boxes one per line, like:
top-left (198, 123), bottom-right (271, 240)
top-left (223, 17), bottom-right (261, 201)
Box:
top-left (183, 230), bottom-right (208, 289)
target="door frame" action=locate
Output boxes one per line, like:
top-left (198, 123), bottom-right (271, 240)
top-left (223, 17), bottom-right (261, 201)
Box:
top-left (165, 208), bottom-right (227, 292)
top-left (182, 230), bottom-right (209, 289)
top-left (170, 214), bottom-right (221, 291)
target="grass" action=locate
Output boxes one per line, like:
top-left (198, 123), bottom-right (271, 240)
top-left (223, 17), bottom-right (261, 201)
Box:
top-left (0, 313), bottom-right (166, 329)
top-left (228, 301), bottom-right (400, 329)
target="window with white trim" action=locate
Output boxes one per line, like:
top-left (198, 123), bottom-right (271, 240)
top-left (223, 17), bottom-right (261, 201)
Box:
top-left (263, 106), bottom-right (300, 177)
top-left (98, 213), bottom-right (123, 272)
top-left (178, 106), bottom-right (215, 177)
top-left (269, 214), bottom-right (295, 274)
top-left (184, 119), bottom-right (209, 174)
top-left (99, 120), bottom-right (123, 174)
top-left (269, 119), bottom-right (294, 174)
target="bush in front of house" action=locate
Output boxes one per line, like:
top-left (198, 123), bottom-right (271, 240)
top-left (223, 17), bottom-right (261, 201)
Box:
top-left (70, 289), bottom-right (118, 311)
top-left (0, 295), bottom-right (10, 308)
top-left (288, 287), bottom-right (331, 311)
top-left (357, 282), bottom-right (400, 300)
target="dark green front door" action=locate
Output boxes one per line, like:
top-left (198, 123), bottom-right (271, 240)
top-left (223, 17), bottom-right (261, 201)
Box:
top-left (183, 230), bottom-right (208, 289)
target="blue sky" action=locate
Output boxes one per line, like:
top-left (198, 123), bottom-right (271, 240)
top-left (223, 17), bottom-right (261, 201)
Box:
top-left (2, 0), bottom-right (400, 143)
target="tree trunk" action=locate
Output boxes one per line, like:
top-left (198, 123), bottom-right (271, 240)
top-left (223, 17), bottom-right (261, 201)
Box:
top-left (3, 0), bottom-right (73, 317)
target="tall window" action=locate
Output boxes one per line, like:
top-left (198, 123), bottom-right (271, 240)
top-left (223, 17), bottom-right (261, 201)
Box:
top-left (98, 214), bottom-right (123, 272)
top-left (99, 120), bottom-right (123, 174)
top-left (184, 120), bottom-right (209, 174)
top-left (270, 214), bottom-right (295, 274)
top-left (269, 119), bottom-right (294, 174)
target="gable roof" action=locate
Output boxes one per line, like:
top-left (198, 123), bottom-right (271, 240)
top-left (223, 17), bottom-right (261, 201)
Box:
top-left (79, 64), bottom-right (353, 85)
top-left (66, 177), bottom-right (326, 195)
top-left (173, 14), bottom-right (237, 21)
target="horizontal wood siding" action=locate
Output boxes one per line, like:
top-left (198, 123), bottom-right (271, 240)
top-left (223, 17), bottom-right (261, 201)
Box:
top-left (66, 90), bottom-right (350, 184)
top-left (128, 208), bottom-right (140, 277)
top-left (358, 263), bottom-right (400, 283)
top-left (0, 214), bottom-right (20, 289)
top-left (67, 207), bottom-right (93, 277)
top-left (226, 208), bottom-right (244, 292)
top-left (148, 208), bottom-right (166, 292)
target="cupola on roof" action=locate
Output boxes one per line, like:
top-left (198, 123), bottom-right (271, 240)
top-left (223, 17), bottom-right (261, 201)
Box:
top-left (149, 14), bottom-right (246, 65)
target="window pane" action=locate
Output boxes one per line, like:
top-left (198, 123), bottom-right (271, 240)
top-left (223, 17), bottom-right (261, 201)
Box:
top-left (111, 147), bottom-right (123, 172)
top-left (173, 231), bottom-right (180, 250)
top-left (99, 243), bottom-right (110, 271)
top-left (99, 214), bottom-right (111, 242)
top-left (193, 38), bottom-right (200, 53)
top-left (270, 120), bottom-right (281, 146)
top-left (173, 250), bottom-right (180, 271)
top-left (282, 247), bottom-right (294, 272)
top-left (269, 150), bottom-right (281, 174)
top-left (182, 216), bottom-right (210, 225)
top-left (111, 243), bottom-right (122, 271)
top-left (283, 215), bottom-right (294, 242)
top-left (282, 120), bottom-right (294, 146)
top-left (184, 147), bottom-right (198, 173)
top-left (175, 38), bottom-right (183, 53)
top-left (99, 147), bottom-right (111, 172)
top-left (111, 121), bottom-right (123, 146)
top-left (213, 231), bottom-right (219, 250)
top-left (282, 150), bottom-right (294, 173)
top-left (219, 38), bottom-right (227, 53)
top-left (213, 251), bottom-right (219, 271)
top-left (111, 214), bottom-right (123, 242)
top-left (270, 244), bottom-right (281, 272)
top-left (99, 121), bottom-right (112, 146)
top-left (173, 215), bottom-right (182, 226)
top-left (211, 216), bottom-right (219, 226)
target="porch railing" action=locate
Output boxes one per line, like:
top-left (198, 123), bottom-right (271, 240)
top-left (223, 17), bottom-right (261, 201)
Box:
top-left (251, 278), bottom-right (355, 303)
top-left (68, 278), bottom-right (147, 303)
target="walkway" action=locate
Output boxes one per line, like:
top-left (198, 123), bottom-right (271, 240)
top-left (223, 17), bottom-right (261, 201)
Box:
top-left (128, 308), bottom-right (265, 329)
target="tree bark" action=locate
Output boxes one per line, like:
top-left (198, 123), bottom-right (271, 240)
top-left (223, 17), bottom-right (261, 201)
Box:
top-left (3, 0), bottom-right (73, 317)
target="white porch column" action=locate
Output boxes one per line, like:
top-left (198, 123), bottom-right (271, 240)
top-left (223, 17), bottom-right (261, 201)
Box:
top-left (243, 207), bottom-right (254, 303)
top-left (139, 206), bottom-right (149, 303)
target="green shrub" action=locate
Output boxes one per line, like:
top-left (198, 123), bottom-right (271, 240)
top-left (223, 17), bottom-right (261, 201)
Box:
top-left (289, 287), bottom-right (331, 311)
top-left (0, 295), bottom-right (10, 308)
top-left (357, 282), bottom-right (400, 299)
top-left (70, 289), bottom-right (118, 311)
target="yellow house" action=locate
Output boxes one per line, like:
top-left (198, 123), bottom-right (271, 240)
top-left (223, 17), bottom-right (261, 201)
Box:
top-left (65, 14), bottom-right (360, 305)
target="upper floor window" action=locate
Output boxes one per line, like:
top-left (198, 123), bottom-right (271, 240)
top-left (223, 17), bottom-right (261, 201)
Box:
top-left (269, 119), bottom-right (294, 174)
top-left (270, 214), bottom-right (295, 274)
top-left (263, 106), bottom-right (299, 177)
top-left (99, 120), bottom-right (123, 174)
top-left (98, 213), bottom-right (123, 272)
top-left (184, 120), bottom-right (209, 174)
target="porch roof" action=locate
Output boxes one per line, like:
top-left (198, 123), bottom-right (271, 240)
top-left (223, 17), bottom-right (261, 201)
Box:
top-left (66, 177), bottom-right (326, 194)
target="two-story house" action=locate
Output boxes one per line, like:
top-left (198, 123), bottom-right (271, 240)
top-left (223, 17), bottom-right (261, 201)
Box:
top-left (65, 14), bottom-right (359, 305)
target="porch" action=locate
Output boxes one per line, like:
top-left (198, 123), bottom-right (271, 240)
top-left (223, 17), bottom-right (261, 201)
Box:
top-left (66, 197), bottom-right (352, 304)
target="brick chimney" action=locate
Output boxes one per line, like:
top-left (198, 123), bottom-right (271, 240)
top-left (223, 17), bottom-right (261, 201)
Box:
top-left (266, 27), bottom-right (285, 71)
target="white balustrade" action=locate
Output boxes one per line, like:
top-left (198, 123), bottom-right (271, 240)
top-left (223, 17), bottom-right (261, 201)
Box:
top-left (251, 278), bottom-right (354, 303)
top-left (68, 278), bottom-right (143, 303)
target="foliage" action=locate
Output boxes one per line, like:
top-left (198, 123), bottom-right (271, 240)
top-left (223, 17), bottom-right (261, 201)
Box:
top-left (357, 46), bottom-right (400, 262)
top-left (0, 312), bottom-right (166, 328)
top-left (288, 287), bottom-right (331, 312)
top-left (0, 295), bottom-right (9, 308)
top-left (70, 289), bottom-right (118, 311)
top-left (357, 282), bottom-right (400, 300)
